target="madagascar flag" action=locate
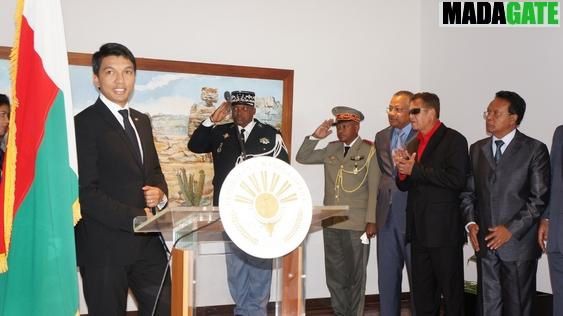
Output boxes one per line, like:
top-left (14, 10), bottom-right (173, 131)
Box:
top-left (0, 0), bottom-right (81, 314)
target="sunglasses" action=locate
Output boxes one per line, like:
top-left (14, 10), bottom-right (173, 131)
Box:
top-left (409, 108), bottom-right (430, 115)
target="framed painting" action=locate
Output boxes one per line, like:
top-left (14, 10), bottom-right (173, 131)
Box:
top-left (0, 46), bottom-right (294, 208)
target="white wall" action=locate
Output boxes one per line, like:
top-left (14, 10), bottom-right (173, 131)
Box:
top-left (1, 0), bottom-right (558, 310)
top-left (0, 0), bottom-right (422, 312)
top-left (420, 0), bottom-right (561, 293)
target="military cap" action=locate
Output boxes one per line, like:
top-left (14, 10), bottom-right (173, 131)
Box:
top-left (229, 90), bottom-right (255, 107)
top-left (331, 106), bottom-right (364, 123)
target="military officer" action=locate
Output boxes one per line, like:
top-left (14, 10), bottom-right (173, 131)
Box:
top-left (188, 90), bottom-right (289, 316)
top-left (296, 106), bottom-right (380, 316)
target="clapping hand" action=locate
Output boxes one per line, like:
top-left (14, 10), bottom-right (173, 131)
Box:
top-left (393, 149), bottom-right (416, 175)
top-left (312, 119), bottom-right (334, 139)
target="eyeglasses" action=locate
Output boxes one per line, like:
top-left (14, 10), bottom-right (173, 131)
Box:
top-left (482, 110), bottom-right (512, 119)
top-left (386, 106), bottom-right (409, 114)
top-left (409, 107), bottom-right (430, 115)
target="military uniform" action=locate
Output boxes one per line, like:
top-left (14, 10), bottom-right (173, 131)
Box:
top-left (188, 90), bottom-right (289, 316)
top-left (296, 106), bottom-right (380, 316)
top-left (188, 119), bottom-right (289, 205)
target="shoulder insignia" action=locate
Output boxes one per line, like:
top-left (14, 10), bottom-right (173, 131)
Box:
top-left (329, 140), bottom-right (340, 144)
top-left (362, 139), bottom-right (374, 145)
top-left (259, 137), bottom-right (270, 144)
top-left (255, 119), bottom-right (280, 132)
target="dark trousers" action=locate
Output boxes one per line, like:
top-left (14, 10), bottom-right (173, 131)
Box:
top-left (477, 249), bottom-right (537, 316)
top-left (323, 228), bottom-right (370, 316)
top-left (80, 237), bottom-right (171, 316)
top-left (549, 251), bottom-right (563, 316)
top-left (377, 206), bottom-right (415, 316)
top-left (411, 242), bottom-right (464, 316)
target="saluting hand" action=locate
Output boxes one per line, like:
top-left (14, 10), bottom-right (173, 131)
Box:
top-left (210, 101), bottom-right (231, 123)
top-left (312, 119), bottom-right (334, 139)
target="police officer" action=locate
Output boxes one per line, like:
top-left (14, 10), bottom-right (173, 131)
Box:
top-left (188, 90), bottom-right (289, 316)
top-left (296, 106), bottom-right (380, 316)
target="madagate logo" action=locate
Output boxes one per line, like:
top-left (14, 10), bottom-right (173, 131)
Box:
top-left (439, 1), bottom-right (560, 27)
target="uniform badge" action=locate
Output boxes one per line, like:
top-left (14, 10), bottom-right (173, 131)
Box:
top-left (223, 133), bottom-right (230, 139)
top-left (259, 137), bottom-right (270, 145)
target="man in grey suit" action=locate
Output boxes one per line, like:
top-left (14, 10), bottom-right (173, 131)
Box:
top-left (374, 90), bottom-right (416, 316)
top-left (538, 125), bottom-right (563, 316)
top-left (462, 91), bottom-right (550, 316)
top-left (297, 106), bottom-right (380, 316)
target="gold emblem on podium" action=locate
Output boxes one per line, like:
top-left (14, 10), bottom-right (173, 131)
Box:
top-left (220, 157), bottom-right (312, 258)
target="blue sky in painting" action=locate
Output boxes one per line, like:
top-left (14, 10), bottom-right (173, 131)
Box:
top-left (0, 60), bottom-right (283, 117)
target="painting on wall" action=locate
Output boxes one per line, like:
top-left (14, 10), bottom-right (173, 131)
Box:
top-left (0, 46), bottom-right (294, 208)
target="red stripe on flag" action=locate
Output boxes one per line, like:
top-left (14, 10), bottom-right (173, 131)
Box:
top-left (0, 16), bottom-right (58, 253)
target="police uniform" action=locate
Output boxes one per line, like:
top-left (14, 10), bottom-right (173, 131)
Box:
top-left (296, 106), bottom-right (380, 316)
top-left (188, 90), bottom-right (289, 316)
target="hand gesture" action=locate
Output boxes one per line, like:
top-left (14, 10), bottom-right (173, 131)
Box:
top-left (142, 185), bottom-right (164, 208)
top-left (485, 225), bottom-right (512, 250)
top-left (394, 151), bottom-right (416, 175)
top-left (312, 119), bottom-right (334, 139)
top-left (538, 218), bottom-right (549, 252)
top-left (210, 101), bottom-right (231, 123)
top-left (468, 223), bottom-right (480, 252)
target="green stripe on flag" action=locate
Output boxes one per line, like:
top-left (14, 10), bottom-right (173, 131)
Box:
top-left (0, 91), bottom-right (79, 315)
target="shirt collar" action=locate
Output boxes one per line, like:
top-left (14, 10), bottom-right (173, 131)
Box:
top-left (100, 94), bottom-right (131, 124)
top-left (492, 128), bottom-right (517, 148)
top-left (417, 120), bottom-right (442, 143)
top-left (345, 136), bottom-right (359, 147)
top-left (394, 123), bottom-right (413, 137)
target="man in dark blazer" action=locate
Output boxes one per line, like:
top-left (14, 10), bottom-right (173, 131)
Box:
top-left (462, 91), bottom-right (550, 316)
top-left (539, 125), bottom-right (563, 316)
top-left (375, 90), bottom-right (416, 316)
top-left (188, 90), bottom-right (289, 316)
top-left (394, 92), bottom-right (468, 316)
top-left (75, 43), bottom-right (170, 316)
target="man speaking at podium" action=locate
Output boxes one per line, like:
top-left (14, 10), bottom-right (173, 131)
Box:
top-left (296, 106), bottom-right (380, 316)
top-left (188, 90), bottom-right (289, 315)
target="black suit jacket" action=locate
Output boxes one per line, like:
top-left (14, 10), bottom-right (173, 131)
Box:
top-left (397, 123), bottom-right (468, 247)
top-left (188, 119), bottom-right (289, 205)
top-left (461, 130), bottom-right (550, 261)
top-left (546, 125), bottom-right (563, 253)
top-left (74, 98), bottom-right (168, 266)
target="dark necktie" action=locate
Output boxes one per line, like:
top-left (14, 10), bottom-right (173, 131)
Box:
top-left (118, 109), bottom-right (142, 163)
top-left (494, 140), bottom-right (504, 164)
top-left (344, 145), bottom-right (350, 157)
top-left (240, 128), bottom-right (246, 143)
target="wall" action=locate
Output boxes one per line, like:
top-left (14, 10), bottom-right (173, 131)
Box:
top-left (420, 0), bottom-right (561, 292)
top-left (0, 0), bottom-right (422, 312)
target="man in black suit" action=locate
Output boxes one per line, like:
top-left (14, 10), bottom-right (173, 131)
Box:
top-left (462, 91), bottom-right (550, 316)
top-left (188, 91), bottom-right (289, 316)
top-left (539, 125), bottom-right (563, 316)
top-left (394, 92), bottom-right (468, 316)
top-left (75, 43), bottom-right (170, 316)
top-left (374, 90), bottom-right (416, 316)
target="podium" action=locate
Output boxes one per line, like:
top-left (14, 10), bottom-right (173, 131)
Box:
top-left (134, 205), bottom-right (347, 316)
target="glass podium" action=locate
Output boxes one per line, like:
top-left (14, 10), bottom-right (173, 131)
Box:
top-left (134, 205), bottom-right (348, 316)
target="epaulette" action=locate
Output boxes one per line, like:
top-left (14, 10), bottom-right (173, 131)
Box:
top-left (256, 121), bottom-right (281, 133)
top-left (329, 140), bottom-right (340, 144)
top-left (362, 139), bottom-right (374, 145)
